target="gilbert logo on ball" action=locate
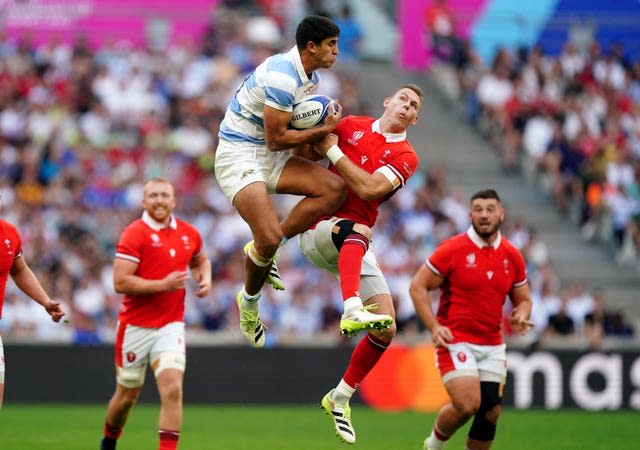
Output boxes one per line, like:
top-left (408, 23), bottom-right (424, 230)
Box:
top-left (290, 95), bottom-right (336, 129)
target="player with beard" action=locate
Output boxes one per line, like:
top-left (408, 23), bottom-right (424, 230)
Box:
top-left (409, 189), bottom-right (534, 450)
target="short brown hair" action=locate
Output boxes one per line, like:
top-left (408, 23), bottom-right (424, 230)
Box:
top-left (471, 189), bottom-right (501, 203)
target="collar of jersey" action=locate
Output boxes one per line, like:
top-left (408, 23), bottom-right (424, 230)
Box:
top-left (372, 119), bottom-right (406, 143)
top-left (142, 211), bottom-right (177, 231)
top-left (289, 46), bottom-right (309, 83)
top-left (466, 226), bottom-right (501, 249)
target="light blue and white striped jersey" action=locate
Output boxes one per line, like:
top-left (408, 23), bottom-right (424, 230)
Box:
top-left (218, 46), bottom-right (320, 144)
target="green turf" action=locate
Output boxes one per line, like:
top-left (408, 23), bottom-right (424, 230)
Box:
top-left (0, 404), bottom-right (636, 450)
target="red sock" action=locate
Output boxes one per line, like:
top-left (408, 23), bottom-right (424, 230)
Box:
top-left (159, 429), bottom-right (179, 450)
top-left (433, 425), bottom-right (451, 441)
top-left (103, 421), bottom-right (122, 440)
top-left (343, 333), bottom-right (389, 388)
top-left (338, 234), bottom-right (368, 300)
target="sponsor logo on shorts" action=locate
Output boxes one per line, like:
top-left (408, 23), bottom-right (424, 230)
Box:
top-left (241, 169), bottom-right (256, 179)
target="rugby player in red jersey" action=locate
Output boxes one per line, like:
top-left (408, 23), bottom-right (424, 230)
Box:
top-left (100, 178), bottom-right (211, 450)
top-left (298, 84), bottom-right (423, 444)
top-left (0, 218), bottom-right (66, 408)
top-left (410, 189), bottom-right (534, 450)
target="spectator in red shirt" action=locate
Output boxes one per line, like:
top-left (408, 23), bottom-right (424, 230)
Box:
top-left (100, 177), bottom-right (211, 450)
top-left (410, 189), bottom-right (533, 450)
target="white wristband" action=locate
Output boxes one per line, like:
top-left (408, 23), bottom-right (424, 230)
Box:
top-left (326, 145), bottom-right (345, 164)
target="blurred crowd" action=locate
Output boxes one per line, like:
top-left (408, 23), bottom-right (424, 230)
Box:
top-left (423, 0), bottom-right (638, 349)
top-left (425, 1), bottom-right (640, 267)
top-left (0, 1), bottom-right (634, 350)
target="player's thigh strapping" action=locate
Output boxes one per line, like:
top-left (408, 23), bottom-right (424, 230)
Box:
top-left (114, 321), bottom-right (186, 388)
top-left (214, 139), bottom-right (292, 202)
top-left (298, 217), bottom-right (390, 300)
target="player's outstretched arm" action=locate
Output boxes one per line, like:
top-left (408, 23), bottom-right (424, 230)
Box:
top-left (314, 133), bottom-right (395, 201)
top-left (10, 255), bottom-right (65, 322)
top-left (189, 251), bottom-right (212, 298)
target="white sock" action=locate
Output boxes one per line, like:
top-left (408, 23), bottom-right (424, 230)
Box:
top-left (331, 379), bottom-right (356, 405)
top-left (343, 297), bottom-right (363, 314)
top-left (241, 288), bottom-right (261, 311)
top-left (427, 429), bottom-right (447, 450)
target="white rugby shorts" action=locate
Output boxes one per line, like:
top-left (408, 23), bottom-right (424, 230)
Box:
top-left (214, 139), bottom-right (292, 202)
top-left (115, 321), bottom-right (186, 370)
top-left (298, 217), bottom-right (390, 300)
top-left (436, 342), bottom-right (507, 384)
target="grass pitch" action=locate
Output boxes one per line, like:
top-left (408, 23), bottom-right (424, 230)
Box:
top-left (0, 404), bottom-right (635, 449)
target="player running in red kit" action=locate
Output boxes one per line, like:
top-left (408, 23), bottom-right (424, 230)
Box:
top-left (409, 189), bottom-right (534, 450)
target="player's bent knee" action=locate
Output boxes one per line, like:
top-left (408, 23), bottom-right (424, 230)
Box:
top-left (468, 381), bottom-right (502, 441)
top-left (352, 223), bottom-right (372, 241)
top-left (117, 365), bottom-right (146, 389)
top-left (153, 352), bottom-right (186, 378)
top-left (332, 220), bottom-right (370, 251)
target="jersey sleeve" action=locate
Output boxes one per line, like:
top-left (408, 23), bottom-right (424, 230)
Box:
top-left (115, 225), bottom-right (142, 264)
top-left (191, 228), bottom-right (204, 259)
top-left (511, 246), bottom-right (528, 287)
top-left (263, 64), bottom-right (296, 112)
top-left (377, 146), bottom-right (419, 189)
top-left (5, 221), bottom-right (23, 259)
top-left (426, 238), bottom-right (455, 278)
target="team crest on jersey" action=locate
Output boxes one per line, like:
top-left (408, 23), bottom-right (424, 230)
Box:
top-left (503, 258), bottom-right (510, 274)
top-left (169, 248), bottom-right (176, 258)
top-left (150, 234), bottom-right (162, 247)
top-left (4, 238), bottom-right (12, 255)
top-left (487, 271), bottom-right (494, 280)
top-left (348, 130), bottom-right (364, 145)
top-left (465, 253), bottom-right (476, 268)
top-left (360, 155), bottom-right (368, 165)
top-left (378, 149), bottom-right (392, 164)
top-left (181, 235), bottom-right (191, 249)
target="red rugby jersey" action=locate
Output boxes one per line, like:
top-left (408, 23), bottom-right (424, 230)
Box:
top-left (0, 219), bottom-right (22, 318)
top-left (331, 116), bottom-right (419, 227)
top-left (115, 212), bottom-right (203, 328)
top-left (427, 227), bottom-right (528, 345)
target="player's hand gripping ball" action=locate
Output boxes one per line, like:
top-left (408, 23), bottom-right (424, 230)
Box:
top-left (290, 95), bottom-right (337, 129)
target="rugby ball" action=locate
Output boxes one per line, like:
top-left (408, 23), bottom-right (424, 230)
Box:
top-left (290, 95), bottom-right (336, 130)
